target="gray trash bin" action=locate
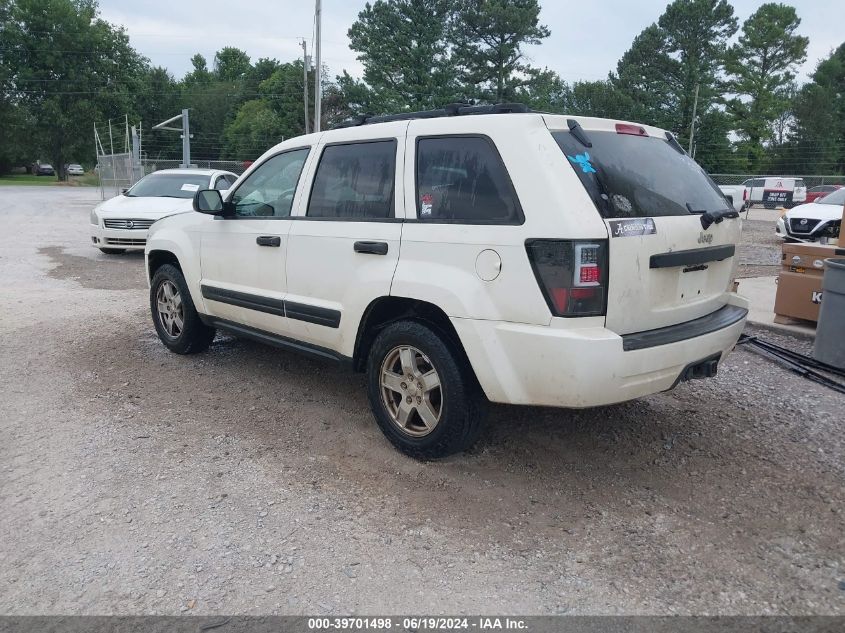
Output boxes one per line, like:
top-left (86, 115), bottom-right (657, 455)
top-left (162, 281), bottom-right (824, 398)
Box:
top-left (813, 257), bottom-right (845, 370)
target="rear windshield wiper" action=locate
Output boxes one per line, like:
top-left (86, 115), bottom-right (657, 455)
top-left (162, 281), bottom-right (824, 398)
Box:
top-left (687, 203), bottom-right (739, 230)
top-left (567, 119), bottom-right (593, 148)
top-left (665, 132), bottom-right (686, 155)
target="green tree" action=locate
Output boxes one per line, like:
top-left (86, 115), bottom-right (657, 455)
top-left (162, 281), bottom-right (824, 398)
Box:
top-left (245, 58), bottom-right (282, 94)
top-left (348, 0), bottom-right (458, 113)
top-left (724, 3), bottom-right (808, 170)
top-left (184, 54), bottom-right (212, 85)
top-left (222, 99), bottom-right (285, 160)
top-left (657, 0), bottom-right (737, 146)
top-left (2, 0), bottom-right (147, 178)
top-left (213, 47), bottom-right (251, 82)
top-left (452, 0), bottom-right (550, 103)
top-left (0, 0), bottom-right (32, 172)
top-left (259, 60), bottom-right (313, 139)
top-left (613, 24), bottom-right (681, 130)
top-left (788, 43), bottom-right (845, 173)
top-left (564, 80), bottom-right (636, 121)
top-left (515, 67), bottom-right (568, 112)
top-left (132, 66), bottom-right (183, 159)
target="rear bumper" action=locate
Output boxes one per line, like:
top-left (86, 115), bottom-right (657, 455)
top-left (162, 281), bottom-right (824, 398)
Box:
top-left (452, 295), bottom-right (748, 407)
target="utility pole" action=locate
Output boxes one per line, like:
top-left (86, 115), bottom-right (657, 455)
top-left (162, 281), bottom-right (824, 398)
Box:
top-left (302, 39), bottom-right (310, 135)
top-left (688, 83), bottom-right (700, 155)
top-left (314, 0), bottom-right (322, 132)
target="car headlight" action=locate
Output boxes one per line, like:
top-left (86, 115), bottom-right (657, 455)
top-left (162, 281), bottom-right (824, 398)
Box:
top-left (90, 209), bottom-right (99, 226)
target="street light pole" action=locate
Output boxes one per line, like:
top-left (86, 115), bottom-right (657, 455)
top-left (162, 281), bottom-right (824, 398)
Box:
top-left (302, 40), bottom-right (310, 135)
top-left (314, 0), bottom-right (322, 132)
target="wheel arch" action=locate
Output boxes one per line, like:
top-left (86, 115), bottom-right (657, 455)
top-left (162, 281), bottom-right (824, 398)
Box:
top-left (147, 249), bottom-right (182, 283)
top-left (352, 296), bottom-right (472, 375)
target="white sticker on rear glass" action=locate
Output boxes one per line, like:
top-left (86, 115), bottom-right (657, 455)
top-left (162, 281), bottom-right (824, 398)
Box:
top-left (420, 193), bottom-right (433, 217)
top-left (181, 183), bottom-right (200, 192)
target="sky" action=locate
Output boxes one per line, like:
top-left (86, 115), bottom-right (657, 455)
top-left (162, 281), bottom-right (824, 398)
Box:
top-left (98, 0), bottom-right (841, 85)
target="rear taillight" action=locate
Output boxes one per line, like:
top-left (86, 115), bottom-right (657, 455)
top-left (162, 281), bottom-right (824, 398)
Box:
top-left (526, 240), bottom-right (608, 317)
top-left (743, 189), bottom-right (748, 201)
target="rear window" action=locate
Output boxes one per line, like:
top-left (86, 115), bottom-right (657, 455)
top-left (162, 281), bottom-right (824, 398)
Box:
top-left (553, 130), bottom-right (729, 219)
top-left (416, 136), bottom-right (522, 224)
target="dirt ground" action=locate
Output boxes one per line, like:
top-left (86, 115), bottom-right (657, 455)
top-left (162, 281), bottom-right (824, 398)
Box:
top-left (1, 187), bottom-right (843, 616)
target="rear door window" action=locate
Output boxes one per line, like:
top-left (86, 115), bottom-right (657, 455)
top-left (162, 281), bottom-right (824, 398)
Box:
top-left (415, 136), bottom-right (523, 224)
top-left (307, 140), bottom-right (396, 219)
top-left (553, 130), bottom-right (729, 219)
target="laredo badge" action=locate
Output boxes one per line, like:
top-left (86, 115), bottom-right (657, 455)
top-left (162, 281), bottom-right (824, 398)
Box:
top-left (608, 218), bottom-right (657, 237)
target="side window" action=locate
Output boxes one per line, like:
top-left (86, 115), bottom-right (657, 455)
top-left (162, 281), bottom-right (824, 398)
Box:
top-left (213, 175), bottom-right (231, 190)
top-left (307, 140), bottom-right (396, 219)
top-left (229, 149), bottom-right (310, 217)
top-left (416, 136), bottom-right (522, 224)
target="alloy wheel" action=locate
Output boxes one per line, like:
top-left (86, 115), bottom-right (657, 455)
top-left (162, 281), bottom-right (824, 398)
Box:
top-left (379, 345), bottom-right (443, 437)
top-left (156, 280), bottom-right (184, 338)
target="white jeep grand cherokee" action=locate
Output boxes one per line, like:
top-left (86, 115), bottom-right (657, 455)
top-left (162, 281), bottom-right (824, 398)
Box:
top-left (145, 104), bottom-right (747, 459)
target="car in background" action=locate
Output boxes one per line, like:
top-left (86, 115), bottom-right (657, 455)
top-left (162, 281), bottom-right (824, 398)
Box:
top-left (805, 184), bottom-right (842, 204)
top-left (34, 163), bottom-right (55, 176)
top-left (776, 186), bottom-right (845, 242)
top-left (66, 164), bottom-right (85, 176)
top-left (743, 177), bottom-right (807, 209)
top-left (90, 168), bottom-right (238, 254)
top-left (718, 184), bottom-right (748, 212)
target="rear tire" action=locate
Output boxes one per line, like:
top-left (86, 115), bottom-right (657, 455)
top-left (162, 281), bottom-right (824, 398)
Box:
top-left (150, 264), bottom-right (215, 354)
top-left (99, 247), bottom-right (125, 255)
top-left (366, 320), bottom-right (487, 459)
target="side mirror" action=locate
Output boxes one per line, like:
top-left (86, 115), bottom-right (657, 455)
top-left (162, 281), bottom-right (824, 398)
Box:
top-left (194, 189), bottom-right (225, 215)
top-left (121, 188), bottom-right (128, 195)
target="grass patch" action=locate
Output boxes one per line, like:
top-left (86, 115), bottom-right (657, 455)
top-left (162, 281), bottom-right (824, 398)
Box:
top-left (0, 173), bottom-right (98, 186)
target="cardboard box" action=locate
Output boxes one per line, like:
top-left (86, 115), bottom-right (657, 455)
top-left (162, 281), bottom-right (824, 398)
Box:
top-left (775, 271), bottom-right (825, 322)
top-left (775, 243), bottom-right (845, 322)
top-left (780, 242), bottom-right (844, 274)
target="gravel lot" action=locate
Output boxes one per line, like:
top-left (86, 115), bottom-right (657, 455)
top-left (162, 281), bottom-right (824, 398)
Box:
top-left (1, 187), bottom-right (843, 615)
top-left (736, 214), bottom-right (782, 279)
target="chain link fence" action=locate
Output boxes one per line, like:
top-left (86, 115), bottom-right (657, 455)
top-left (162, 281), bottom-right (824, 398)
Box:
top-left (710, 173), bottom-right (845, 187)
top-left (97, 152), bottom-right (141, 199)
top-left (140, 159), bottom-right (251, 176)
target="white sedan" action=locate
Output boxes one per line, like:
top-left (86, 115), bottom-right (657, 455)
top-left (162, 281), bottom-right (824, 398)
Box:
top-left (776, 187), bottom-right (845, 243)
top-left (90, 169), bottom-right (238, 254)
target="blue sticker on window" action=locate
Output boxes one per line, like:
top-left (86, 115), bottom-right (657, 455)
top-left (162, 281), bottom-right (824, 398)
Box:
top-left (568, 152), bottom-right (596, 174)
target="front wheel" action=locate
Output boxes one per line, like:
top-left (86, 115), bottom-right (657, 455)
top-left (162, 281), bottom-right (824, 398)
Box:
top-left (150, 264), bottom-right (216, 354)
top-left (366, 320), bottom-right (487, 459)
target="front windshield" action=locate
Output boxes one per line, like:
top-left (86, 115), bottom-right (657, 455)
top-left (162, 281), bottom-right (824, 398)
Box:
top-left (818, 188), bottom-right (845, 206)
top-left (127, 173), bottom-right (211, 198)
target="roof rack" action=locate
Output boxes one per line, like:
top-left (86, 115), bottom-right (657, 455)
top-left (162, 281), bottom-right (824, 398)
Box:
top-left (333, 102), bottom-right (532, 128)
